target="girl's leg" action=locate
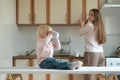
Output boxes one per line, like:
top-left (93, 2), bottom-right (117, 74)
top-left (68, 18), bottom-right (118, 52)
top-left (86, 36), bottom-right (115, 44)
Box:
top-left (39, 58), bottom-right (71, 70)
top-left (54, 59), bottom-right (83, 70)
top-left (39, 58), bottom-right (57, 69)
top-left (54, 59), bottom-right (71, 70)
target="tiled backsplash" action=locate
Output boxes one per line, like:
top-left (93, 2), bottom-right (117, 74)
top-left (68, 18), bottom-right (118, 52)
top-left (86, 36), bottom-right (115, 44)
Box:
top-left (18, 26), bottom-right (120, 56)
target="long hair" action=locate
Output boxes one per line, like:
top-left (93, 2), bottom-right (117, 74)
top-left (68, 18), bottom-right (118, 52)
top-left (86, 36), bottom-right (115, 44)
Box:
top-left (90, 9), bottom-right (106, 44)
top-left (37, 25), bottom-right (52, 38)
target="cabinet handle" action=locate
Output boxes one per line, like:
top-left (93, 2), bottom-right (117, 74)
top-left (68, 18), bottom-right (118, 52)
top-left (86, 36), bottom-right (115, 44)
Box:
top-left (65, 14), bottom-right (68, 23)
top-left (110, 63), bottom-right (113, 65)
top-left (80, 13), bottom-right (82, 18)
top-left (28, 14), bottom-right (31, 23)
top-left (117, 63), bottom-right (120, 66)
top-left (34, 14), bottom-right (36, 22)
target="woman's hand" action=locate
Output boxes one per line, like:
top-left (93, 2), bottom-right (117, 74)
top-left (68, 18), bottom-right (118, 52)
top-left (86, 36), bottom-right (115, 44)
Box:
top-left (79, 18), bottom-right (85, 29)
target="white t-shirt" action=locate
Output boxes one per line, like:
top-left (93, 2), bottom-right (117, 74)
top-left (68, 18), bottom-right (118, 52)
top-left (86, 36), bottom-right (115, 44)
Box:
top-left (79, 22), bottom-right (103, 52)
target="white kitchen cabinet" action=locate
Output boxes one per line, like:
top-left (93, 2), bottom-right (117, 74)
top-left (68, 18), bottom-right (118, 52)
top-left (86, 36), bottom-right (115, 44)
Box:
top-left (70, 0), bottom-right (82, 24)
top-left (16, 0), bottom-right (100, 26)
top-left (106, 57), bottom-right (120, 76)
top-left (86, 0), bottom-right (99, 18)
top-left (34, 0), bottom-right (46, 24)
top-left (106, 57), bottom-right (120, 66)
top-left (17, 0), bottom-right (31, 24)
top-left (15, 60), bottom-right (30, 80)
top-left (17, 0), bottom-right (47, 25)
top-left (50, 0), bottom-right (67, 24)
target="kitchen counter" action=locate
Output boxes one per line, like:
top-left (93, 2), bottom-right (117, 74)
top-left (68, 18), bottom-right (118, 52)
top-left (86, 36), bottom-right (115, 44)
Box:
top-left (106, 56), bottom-right (120, 58)
top-left (13, 54), bottom-right (84, 60)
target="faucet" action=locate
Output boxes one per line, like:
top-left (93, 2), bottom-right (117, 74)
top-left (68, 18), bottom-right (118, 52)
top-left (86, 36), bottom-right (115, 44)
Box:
top-left (26, 49), bottom-right (35, 56)
top-left (68, 37), bottom-right (72, 56)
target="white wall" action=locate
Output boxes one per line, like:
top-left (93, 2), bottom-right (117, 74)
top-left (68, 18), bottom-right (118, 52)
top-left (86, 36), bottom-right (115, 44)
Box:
top-left (0, 0), bottom-right (20, 79)
top-left (18, 26), bottom-right (120, 56)
top-left (18, 26), bottom-right (85, 56)
top-left (0, 0), bottom-right (20, 67)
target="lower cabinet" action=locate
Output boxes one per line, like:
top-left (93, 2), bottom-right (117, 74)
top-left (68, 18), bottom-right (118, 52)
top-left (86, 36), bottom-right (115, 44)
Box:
top-left (13, 55), bottom-right (84, 80)
top-left (106, 57), bottom-right (120, 67)
top-left (106, 57), bottom-right (120, 79)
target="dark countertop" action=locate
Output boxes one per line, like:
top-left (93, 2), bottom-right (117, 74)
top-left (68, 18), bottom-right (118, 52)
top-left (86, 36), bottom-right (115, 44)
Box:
top-left (13, 55), bottom-right (120, 60)
top-left (13, 54), bottom-right (84, 59)
top-left (106, 56), bottom-right (120, 58)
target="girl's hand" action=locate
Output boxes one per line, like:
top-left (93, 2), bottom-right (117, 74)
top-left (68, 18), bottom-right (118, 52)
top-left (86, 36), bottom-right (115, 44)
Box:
top-left (40, 31), bottom-right (53, 39)
top-left (47, 30), bottom-right (53, 35)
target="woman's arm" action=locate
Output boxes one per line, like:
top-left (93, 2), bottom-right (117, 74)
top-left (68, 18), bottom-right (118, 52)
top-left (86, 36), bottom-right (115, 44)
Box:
top-left (79, 18), bottom-right (91, 36)
top-left (79, 23), bottom-right (90, 36)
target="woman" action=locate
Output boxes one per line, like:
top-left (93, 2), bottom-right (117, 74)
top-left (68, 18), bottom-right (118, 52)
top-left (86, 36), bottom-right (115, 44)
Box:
top-left (79, 9), bottom-right (107, 80)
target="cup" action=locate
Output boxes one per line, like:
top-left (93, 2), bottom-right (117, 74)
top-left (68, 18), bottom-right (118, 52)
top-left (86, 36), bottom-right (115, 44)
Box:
top-left (73, 49), bottom-right (79, 57)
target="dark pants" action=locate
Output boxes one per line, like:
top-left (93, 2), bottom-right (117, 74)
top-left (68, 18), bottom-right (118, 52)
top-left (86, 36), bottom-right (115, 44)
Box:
top-left (39, 58), bottom-right (71, 70)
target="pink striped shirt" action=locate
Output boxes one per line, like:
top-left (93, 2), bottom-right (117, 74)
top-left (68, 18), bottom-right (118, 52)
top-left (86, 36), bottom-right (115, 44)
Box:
top-left (36, 34), bottom-right (61, 64)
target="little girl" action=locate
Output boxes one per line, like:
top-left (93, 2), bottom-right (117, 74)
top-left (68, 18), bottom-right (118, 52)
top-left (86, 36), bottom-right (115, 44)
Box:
top-left (79, 9), bottom-right (106, 80)
top-left (36, 25), bottom-right (83, 70)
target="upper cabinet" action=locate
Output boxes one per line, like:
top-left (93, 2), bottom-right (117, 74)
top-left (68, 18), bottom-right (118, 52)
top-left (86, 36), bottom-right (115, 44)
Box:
top-left (16, 0), bottom-right (100, 26)
top-left (16, 0), bottom-right (47, 25)
top-left (50, 0), bottom-right (67, 24)
top-left (34, 0), bottom-right (47, 24)
top-left (86, 0), bottom-right (99, 18)
top-left (16, 0), bottom-right (31, 24)
top-left (70, 0), bottom-right (82, 24)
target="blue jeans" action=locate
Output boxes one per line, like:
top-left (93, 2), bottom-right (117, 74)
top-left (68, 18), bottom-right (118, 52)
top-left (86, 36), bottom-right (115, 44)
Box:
top-left (39, 58), bottom-right (72, 70)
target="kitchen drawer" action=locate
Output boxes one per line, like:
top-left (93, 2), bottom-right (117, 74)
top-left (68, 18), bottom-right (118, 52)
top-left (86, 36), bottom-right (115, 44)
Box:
top-left (106, 58), bottom-right (120, 66)
top-left (106, 57), bottom-right (120, 76)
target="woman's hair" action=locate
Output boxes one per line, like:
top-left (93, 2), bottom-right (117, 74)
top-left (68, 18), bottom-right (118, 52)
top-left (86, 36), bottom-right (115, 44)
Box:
top-left (37, 25), bottom-right (52, 38)
top-left (90, 9), bottom-right (106, 44)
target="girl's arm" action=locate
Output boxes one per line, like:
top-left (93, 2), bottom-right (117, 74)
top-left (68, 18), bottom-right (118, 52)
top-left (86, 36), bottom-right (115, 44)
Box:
top-left (36, 34), bottom-right (53, 57)
top-left (43, 34), bottom-right (53, 44)
top-left (53, 38), bottom-right (61, 50)
top-left (52, 31), bottom-right (61, 50)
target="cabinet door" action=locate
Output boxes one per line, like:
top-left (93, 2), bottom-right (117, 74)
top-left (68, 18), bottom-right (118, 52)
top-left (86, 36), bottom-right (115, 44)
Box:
top-left (71, 0), bottom-right (82, 24)
top-left (34, 0), bottom-right (46, 24)
top-left (16, 60), bottom-right (29, 80)
top-left (86, 0), bottom-right (98, 18)
top-left (17, 0), bottom-right (31, 24)
top-left (50, 0), bottom-right (67, 24)
top-left (106, 58), bottom-right (120, 66)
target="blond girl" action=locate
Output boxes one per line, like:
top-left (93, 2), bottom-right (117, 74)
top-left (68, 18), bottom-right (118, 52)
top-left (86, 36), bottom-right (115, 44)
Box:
top-left (36, 25), bottom-right (83, 70)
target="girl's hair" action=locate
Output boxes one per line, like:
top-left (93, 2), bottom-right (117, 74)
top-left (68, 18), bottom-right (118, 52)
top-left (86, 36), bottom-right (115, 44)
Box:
top-left (37, 25), bottom-right (52, 38)
top-left (90, 9), bottom-right (106, 44)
